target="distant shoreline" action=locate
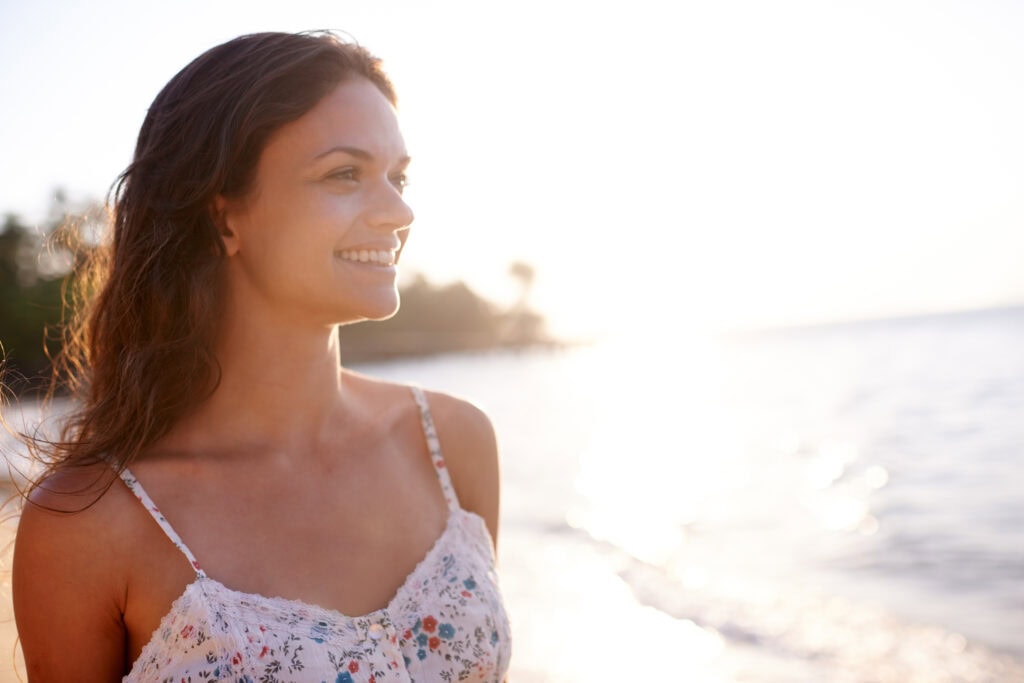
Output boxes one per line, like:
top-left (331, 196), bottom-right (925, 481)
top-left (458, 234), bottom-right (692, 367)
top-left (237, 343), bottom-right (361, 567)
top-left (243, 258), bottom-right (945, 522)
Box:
top-left (722, 301), bottom-right (1024, 340)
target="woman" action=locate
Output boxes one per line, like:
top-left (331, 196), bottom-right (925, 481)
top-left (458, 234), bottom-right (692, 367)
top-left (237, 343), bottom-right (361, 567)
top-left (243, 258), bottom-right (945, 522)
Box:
top-left (12, 31), bottom-right (511, 681)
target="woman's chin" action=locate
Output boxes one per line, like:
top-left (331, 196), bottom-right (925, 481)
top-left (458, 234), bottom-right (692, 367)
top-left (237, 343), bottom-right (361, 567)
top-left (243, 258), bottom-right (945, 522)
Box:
top-left (337, 294), bottom-right (401, 325)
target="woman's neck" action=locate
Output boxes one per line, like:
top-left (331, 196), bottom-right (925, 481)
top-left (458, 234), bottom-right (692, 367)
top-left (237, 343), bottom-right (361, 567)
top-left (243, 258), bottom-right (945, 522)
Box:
top-left (156, 309), bottom-right (353, 459)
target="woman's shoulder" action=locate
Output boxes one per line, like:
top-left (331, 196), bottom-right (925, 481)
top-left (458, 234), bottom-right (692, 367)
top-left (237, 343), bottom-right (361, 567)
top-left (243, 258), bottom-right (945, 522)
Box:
top-left (14, 462), bottom-right (140, 675)
top-left (343, 370), bottom-right (491, 428)
top-left (21, 461), bottom-right (127, 524)
top-left (344, 371), bottom-right (501, 542)
top-left (408, 385), bottom-right (501, 545)
top-left (417, 388), bottom-right (498, 460)
top-left (14, 460), bottom-right (167, 603)
top-left (13, 464), bottom-right (136, 630)
top-left (16, 462), bottom-right (142, 571)
top-left (347, 371), bottom-right (497, 460)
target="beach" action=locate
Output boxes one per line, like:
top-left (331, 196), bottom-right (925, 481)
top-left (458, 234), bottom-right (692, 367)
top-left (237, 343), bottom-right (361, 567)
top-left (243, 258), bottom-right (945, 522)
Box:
top-left (2, 306), bottom-right (1023, 680)
top-left (0, 496), bottom-right (23, 679)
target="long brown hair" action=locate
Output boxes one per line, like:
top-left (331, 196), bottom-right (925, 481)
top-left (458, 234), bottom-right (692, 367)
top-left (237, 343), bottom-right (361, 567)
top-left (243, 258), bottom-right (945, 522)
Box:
top-left (16, 31), bottom-right (396, 498)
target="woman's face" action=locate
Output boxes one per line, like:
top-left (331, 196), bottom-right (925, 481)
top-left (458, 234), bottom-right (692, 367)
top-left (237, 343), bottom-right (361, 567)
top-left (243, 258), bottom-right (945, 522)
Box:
top-left (216, 76), bottom-right (414, 329)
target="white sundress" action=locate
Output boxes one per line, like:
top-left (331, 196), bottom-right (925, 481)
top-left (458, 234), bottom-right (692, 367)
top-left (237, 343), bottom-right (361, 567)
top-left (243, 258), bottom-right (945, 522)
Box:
top-left (118, 386), bottom-right (511, 682)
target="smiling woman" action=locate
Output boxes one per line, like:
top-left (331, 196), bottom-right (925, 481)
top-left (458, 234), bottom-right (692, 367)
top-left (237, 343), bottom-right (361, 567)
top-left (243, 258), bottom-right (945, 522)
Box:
top-left (213, 77), bottom-right (414, 328)
top-left (8, 31), bottom-right (510, 682)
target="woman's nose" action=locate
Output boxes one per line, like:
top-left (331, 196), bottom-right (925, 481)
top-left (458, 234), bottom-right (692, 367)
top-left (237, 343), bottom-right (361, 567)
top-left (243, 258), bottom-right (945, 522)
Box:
top-left (368, 181), bottom-right (414, 231)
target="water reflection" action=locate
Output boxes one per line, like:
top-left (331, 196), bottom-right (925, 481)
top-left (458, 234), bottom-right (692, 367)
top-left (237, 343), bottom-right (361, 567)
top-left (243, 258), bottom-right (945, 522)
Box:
top-left (499, 310), bottom-right (1023, 678)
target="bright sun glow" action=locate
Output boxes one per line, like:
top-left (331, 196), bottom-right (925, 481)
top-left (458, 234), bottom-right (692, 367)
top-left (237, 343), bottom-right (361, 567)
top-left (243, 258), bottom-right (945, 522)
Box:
top-left (2, 0), bottom-right (1023, 339)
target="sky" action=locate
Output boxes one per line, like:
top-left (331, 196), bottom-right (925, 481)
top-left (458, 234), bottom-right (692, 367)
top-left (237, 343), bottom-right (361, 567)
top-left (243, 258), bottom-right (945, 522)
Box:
top-left (1, 0), bottom-right (1023, 339)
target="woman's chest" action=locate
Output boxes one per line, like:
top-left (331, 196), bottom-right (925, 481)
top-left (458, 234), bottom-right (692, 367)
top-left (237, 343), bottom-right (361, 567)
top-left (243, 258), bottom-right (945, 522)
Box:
top-left (126, 512), bottom-right (511, 682)
top-left (122, 459), bottom-right (452, 666)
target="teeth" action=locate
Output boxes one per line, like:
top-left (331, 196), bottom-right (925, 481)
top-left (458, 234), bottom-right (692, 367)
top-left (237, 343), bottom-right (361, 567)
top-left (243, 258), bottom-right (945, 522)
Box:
top-left (337, 250), bottom-right (396, 266)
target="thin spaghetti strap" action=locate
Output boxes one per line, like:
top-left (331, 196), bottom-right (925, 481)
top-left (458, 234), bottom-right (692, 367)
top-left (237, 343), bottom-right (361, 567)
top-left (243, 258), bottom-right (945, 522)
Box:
top-left (118, 468), bottom-right (207, 578)
top-left (410, 386), bottom-right (460, 510)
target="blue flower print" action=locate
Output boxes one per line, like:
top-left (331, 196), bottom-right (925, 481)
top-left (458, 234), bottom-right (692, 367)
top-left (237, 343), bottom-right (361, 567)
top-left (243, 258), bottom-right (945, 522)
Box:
top-left (463, 578), bottom-right (477, 590)
top-left (337, 673), bottom-right (354, 683)
top-left (310, 620), bottom-right (331, 643)
top-left (417, 633), bottom-right (428, 646)
top-left (417, 648), bottom-right (427, 661)
top-left (438, 623), bottom-right (455, 639)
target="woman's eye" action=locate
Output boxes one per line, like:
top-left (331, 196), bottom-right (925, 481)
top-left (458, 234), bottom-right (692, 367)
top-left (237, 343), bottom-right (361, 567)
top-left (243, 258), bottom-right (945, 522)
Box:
top-left (390, 173), bottom-right (409, 192)
top-left (327, 167), bottom-right (358, 182)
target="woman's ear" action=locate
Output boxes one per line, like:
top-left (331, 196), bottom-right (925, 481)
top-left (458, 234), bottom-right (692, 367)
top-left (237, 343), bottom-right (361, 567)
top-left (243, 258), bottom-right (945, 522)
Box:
top-left (211, 194), bottom-right (241, 257)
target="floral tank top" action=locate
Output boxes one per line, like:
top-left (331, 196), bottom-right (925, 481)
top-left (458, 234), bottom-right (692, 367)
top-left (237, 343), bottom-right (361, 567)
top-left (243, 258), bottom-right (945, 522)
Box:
top-left (119, 386), bottom-right (511, 682)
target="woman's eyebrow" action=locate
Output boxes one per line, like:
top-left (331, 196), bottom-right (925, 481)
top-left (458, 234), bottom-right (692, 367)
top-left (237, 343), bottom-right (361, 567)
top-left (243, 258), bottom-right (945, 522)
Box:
top-left (313, 145), bottom-right (410, 166)
top-left (314, 145), bottom-right (372, 161)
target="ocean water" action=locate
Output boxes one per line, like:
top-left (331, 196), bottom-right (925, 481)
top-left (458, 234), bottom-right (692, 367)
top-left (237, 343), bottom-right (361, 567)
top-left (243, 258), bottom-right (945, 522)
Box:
top-left (359, 306), bottom-right (1024, 681)
top-left (2, 307), bottom-right (1022, 681)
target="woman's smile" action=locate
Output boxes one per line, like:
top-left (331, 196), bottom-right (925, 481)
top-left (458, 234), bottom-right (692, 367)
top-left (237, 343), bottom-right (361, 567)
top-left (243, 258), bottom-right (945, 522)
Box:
top-left (335, 247), bottom-right (399, 267)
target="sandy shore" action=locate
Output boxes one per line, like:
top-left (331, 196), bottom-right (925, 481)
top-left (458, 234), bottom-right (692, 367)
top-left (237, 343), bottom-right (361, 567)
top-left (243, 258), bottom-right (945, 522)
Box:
top-left (0, 620), bottom-right (21, 683)
top-left (0, 512), bottom-right (25, 682)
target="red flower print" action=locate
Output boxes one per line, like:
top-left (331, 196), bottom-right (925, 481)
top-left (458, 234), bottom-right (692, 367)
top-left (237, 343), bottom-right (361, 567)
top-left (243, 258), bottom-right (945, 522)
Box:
top-left (422, 615), bottom-right (438, 632)
top-left (461, 590), bottom-right (473, 598)
top-left (259, 646), bottom-right (269, 658)
top-left (435, 459), bottom-right (446, 469)
top-left (232, 652), bottom-right (242, 665)
top-left (429, 636), bottom-right (441, 650)
top-left (349, 661), bottom-right (359, 673)
top-left (179, 625), bottom-right (193, 638)
top-left (403, 629), bottom-right (413, 640)
top-left (369, 677), bottom-right (376, 683)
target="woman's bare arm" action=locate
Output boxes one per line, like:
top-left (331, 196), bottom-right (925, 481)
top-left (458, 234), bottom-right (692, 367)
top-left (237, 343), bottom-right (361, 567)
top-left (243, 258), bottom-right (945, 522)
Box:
top-left (13, 471), bottom-right (128, 681)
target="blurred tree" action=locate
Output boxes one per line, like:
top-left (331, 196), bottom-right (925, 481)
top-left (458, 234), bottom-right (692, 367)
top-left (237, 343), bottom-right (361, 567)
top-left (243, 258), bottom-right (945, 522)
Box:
top-left (340, 274), bottom-right (500, 361)
top-left (508, 261), bottom-right (535, 307)
top-left (0, 213), bottom-right (65, 387)
top-left (502, 261), bottom-right (545, 347)
top-left (0, 193), bottom-right (103, 391)
top-left (339, 272), bottom-right (552, 363)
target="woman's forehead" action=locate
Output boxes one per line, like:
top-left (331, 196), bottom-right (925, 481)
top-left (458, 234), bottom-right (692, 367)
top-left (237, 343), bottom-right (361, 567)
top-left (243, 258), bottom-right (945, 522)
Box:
top-left (264, 78), bottom-right (408, 168)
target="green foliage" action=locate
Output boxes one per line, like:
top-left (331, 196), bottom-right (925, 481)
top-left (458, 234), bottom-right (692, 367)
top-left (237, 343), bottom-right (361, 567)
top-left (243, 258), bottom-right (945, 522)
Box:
top-left (0, 213), bottom-right (66, 387)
